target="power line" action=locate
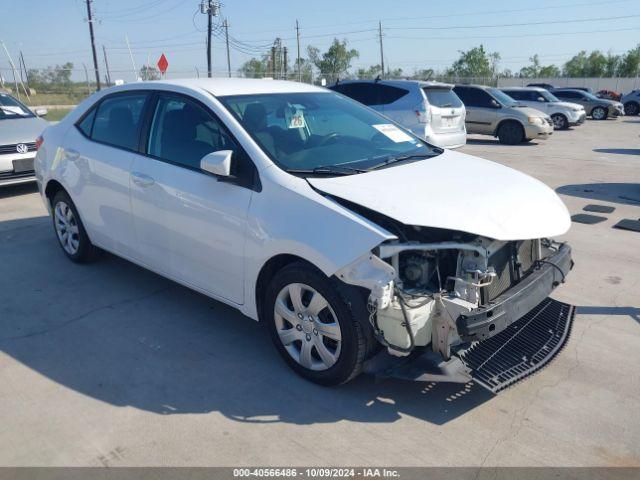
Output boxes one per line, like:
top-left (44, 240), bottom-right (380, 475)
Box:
top-left (385, 13), bottom-right (640, 31)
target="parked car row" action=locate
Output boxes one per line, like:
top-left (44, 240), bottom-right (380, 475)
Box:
top-left (329, 80), bottom-right (620, 146)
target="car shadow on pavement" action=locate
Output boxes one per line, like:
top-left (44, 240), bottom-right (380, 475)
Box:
top-left (0, 216), bottom-right (493, 426)
top-left (0, 182), bottom-right (38, 199)
top-left (556, 183), bottom-right (640, 205)
top-left (466, 138), bottom-right (537, 146)
top-left (593, 148), bottom-right (640, 155)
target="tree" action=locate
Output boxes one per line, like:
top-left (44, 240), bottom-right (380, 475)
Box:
top-left (519, 55), bottom-right (560, 77)
top-left (410, 68), bottom-right (435, 80)
top-left (28, 63), bottom-right (74, 87)
top-left (139, 65), bottom-right (160, 81)
top-left (356, 64), bottom-right (382, 79)
top-left (238, 57), bottom-right (269, 78)
top-left (617, 44), bottom-right (640, 77)
top-left (293, 58), bottom-right (314, 83)
top-left (307, 39), bottom-right (359, 82)
top-left (447, 45), bottom-right (500, 78)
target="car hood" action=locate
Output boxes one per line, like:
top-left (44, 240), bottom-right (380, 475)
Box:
top-left (0, 116), bottom-right (49, 145)
top-left (551, 101), bottom-right (584, 110)
top-left (511, 105), bottom-right (551, 118)
top-left (308, 149), bottom-right (571, 241)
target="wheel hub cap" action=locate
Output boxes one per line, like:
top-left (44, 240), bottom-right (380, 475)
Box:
top-left (54, 201), bottom-right (80, 255)
top-left (274, 283), bottom-right (342, 371)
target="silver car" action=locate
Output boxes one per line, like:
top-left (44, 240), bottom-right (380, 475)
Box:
top-left (551, 88), bottom-right (624, 120)
top-left (329, 80), bottom-right (467, 148)
top-left (0, 92), bottom-right (49, 186)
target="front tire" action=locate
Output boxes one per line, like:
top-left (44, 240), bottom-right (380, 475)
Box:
top-left (52, 190), bottom-right (99, 263)
top-left (551, 113), bottom-right (569, 130)
top-left (497, 121), bottom-right (524, 145)
top-left (591, 106), bottom-right (608, 120)
top-left (265, 262), bottom-right (370, 386)
top-left (624, 102), bottom-right (639, 116)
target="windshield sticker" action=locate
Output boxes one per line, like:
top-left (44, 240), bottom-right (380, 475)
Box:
top-left (285, 108), bottom-right (306, 129)
top-left (373, 124), bottom-right (413, 143)
top-left (0, 106), bottom-right (27, 116)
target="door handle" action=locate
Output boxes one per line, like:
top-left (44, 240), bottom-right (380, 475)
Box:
top-left (66, 149), bottom-right (80, 161)
top-left (131, 171), bottom-right (155, 188)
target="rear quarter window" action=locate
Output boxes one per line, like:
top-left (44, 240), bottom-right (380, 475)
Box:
top-left (90, 92), bottom-right (149, 151)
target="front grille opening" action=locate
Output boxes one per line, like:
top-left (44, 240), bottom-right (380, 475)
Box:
top-left (484, 240), bottom-right (538, 303)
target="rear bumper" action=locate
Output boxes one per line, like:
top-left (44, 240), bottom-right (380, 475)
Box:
top-left (419, 127), bottom-right (467, 149)
top-left (457, 243), bottom-right (573, 342)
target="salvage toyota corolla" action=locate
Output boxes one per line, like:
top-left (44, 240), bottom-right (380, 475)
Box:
top-left (35, 79), bottom-right (574, 391)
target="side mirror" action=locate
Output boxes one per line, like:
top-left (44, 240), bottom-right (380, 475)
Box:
top-left (537, 97), bottom-right (546, 102)
top-left (35, 108), bottom-right (48, 117)
top-left (491, 99), bottom-right (501, 108)
top-left (200, 150), bottom-right (232, 177)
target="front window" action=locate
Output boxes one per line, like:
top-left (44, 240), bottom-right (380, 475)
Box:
top-left (219, 92), bottom-right (440, 175)
top-left (0, 93), bottom-right (35, 120)
top-left (487, 88), bottom-right (519, 107)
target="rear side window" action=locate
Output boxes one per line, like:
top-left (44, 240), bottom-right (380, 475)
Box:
top-left (555, 91), bottom-right (580, 99)
top-left (453, 87), bottom-right (494, 108)
top-left (502, 90), bottom-right (525, 100)
top-left (332, 83), bottom-right (408, 106)
top-left (424, 88), bottom-right (463, 108)
top-left (91, 93), bottom-right (149, 150)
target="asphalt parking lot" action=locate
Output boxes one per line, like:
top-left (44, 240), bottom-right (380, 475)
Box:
top-left (1, 118), bottom-right (639, 467)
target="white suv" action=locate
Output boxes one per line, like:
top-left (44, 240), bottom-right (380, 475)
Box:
top-left (330, 80), bottom-right (466, 148)
top-left (501, 87), bottom-right (586, 130)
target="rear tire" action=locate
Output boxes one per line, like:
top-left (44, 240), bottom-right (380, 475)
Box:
top-left (624, 102), bottom-right (639, 116)
top-left (591, 106), bottom-right (608, 120)
top-left (551, 113), bottom-right (569, 130)
top-left (51, 190), bottom-right (99, 263)
top-left (497, 121), bottom-right (524, 145)
top-left (264, 262), bottom-right (372, 386)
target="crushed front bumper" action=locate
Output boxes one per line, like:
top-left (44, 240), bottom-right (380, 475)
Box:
top-left (457, 243), bottom-right (572, 343)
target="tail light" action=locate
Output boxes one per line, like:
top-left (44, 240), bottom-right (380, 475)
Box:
top-left (415, 103), bottom-right (430, 124)
top-left (35, 135), bottom-right (44, 150)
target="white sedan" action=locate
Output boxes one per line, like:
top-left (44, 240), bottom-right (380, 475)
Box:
top-left (35, 79), bottom-right (573, 388)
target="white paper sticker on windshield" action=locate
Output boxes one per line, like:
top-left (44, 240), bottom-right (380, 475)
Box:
top-left (285, 108), bottom-right (306, 129)
top-left (0, 106), bottom-right (27, 116)
top-left (372, 124), bottom-right (413, 143)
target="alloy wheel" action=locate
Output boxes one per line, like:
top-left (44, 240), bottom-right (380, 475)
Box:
top-left (54, 201), bottom-right (80, 255)
top-left (273, 283), bottom-right (342, 371)
top-left (592, 107), bottom-right (606, 120)
top-left (551, 114), bottom-right (567, 130)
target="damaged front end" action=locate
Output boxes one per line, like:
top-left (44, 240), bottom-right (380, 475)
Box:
top-left (336, 224), bottom-right (575, 393)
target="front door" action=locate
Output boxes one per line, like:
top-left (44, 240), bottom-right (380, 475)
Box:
top-left (130, 93), bottom-right (255, 304)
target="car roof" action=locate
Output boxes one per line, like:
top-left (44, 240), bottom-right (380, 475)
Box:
top-left (334, 79), bottom-right (454, 89)
top-left (106, 78), bottom-right (327, 97)
top-left (453, 84), bottom-right (494, 90)
top-left (551, 88), bottom-right (586, 93)
top-left (501, 86), bottom-right (545, 92)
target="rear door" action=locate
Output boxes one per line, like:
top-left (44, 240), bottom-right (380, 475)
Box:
top-left (422, 87), bottom-right (465, 135)
top-left (63, 91), bottom-right (150, 257)
top-left (453, 87), bottom-right (498, 134)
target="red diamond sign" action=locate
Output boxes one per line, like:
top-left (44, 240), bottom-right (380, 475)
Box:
top-left (157, 54), bottom-right (169, 75)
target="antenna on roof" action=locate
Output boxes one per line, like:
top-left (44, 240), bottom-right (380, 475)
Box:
top-left (374, 75), bottom-right (381, 83)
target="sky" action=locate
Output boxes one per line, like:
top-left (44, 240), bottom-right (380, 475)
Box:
top-left (0, 0), bottom-right (639, 82)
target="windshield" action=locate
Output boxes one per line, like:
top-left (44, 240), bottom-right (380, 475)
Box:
top-left (0, 93), bottom-right (35, 120)
top-left (487, 88), bottom-right (519, 107)
top-left (582, 91), bottom-right (601, 101)
top-left (219, 92), bottom-right (440, 175)
top-left (540, 90), bottom-right (560, 102)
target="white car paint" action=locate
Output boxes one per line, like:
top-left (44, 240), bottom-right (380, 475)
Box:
top-left (500, 87), bottom-right (586, 127)
top-left (35, 78), bottom-right (570, 326)
top-left (308, 149), bottom-right (571, 241)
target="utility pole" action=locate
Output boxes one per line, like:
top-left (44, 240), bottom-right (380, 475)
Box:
top-left (378, 21), bottom-right (385, 78)
top-left (223, 19), bottom-right (231, 78)
top-left (85, 0), bottom-right (101, 90)
top-left (201, 0), bottom-right (220, 78)
top-left (271, 45), bottom-right (277, 79)
top-left (102, 45), bottom-right (111, 87)
top-left (283, 47), bottom-right (288, 80)
top-left (125, 35), bottom-right (138, 81)
top-left (19, 51), bottom-right (29, 90)
top-left (295, 20), bottom-right (301, 82)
